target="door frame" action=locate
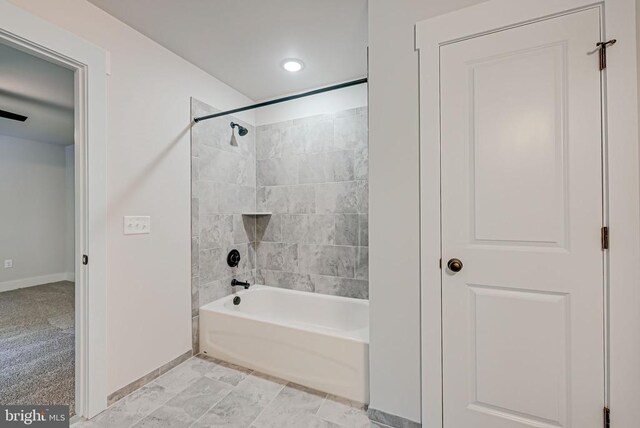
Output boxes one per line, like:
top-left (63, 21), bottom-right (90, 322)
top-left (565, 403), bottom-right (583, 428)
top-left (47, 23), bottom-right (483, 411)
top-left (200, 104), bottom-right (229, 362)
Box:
top-left (0, 0), bottom-right (108, 418)
top-left (417, 0), bottom-right (640, 426)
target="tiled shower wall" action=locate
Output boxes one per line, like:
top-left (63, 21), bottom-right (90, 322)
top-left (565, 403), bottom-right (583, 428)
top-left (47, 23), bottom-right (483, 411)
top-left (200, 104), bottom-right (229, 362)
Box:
top-left (254, 107), bottom-right (369, 299)
top-left (191, 98), bottom-right (256, 353)
top-left (191, 99), bottom-right (368, 351)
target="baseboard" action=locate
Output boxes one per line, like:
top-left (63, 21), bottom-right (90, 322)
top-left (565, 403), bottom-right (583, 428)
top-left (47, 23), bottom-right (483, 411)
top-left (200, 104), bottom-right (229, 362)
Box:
top-left (0, 272), bottom-right (75, 293)
top-left (107, 350), bottom-right (193, 406)
top-left (367, 408), bottom-right (421, 428)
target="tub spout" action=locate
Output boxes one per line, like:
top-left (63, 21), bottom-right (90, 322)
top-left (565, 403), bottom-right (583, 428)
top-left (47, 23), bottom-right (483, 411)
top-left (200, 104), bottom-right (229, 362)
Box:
top-left (231, 279), bottom-right (250, 289)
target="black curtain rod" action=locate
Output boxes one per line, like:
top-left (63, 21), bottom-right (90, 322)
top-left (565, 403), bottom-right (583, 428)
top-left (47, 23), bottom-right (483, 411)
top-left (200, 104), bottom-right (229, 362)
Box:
top-left (193, 77), bottom-right (368, 123)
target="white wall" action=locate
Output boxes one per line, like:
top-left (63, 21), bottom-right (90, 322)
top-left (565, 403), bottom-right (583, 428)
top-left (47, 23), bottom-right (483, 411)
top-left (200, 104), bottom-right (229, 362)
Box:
top-left (0, 135), bottom-right (74, 290)
top-left (9, 0), bottom-right (255, 394)
top-left (255, 83), bottom-right (367, 125)
top-left (367, 0), bottom-right (486, 423)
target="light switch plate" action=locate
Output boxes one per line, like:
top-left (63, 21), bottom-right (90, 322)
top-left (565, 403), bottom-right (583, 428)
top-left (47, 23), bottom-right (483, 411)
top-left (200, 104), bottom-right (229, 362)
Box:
top-left (4, 259), bottom-right (12, 268)
top-left (124, 216), bottom-right (151, 235)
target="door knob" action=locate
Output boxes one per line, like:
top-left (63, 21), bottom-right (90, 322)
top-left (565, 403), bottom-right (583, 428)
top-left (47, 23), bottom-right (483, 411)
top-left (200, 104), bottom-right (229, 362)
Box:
top-left (447, 258), bottom-right (463, 273)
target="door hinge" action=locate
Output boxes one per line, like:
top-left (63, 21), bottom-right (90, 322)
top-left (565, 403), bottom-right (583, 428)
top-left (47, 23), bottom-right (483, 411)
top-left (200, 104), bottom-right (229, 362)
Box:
top-left (597, 39), bottom-right (617, 70)
top-left (601, 227), bottom-right (609, 250)
top-left (82, 254), bottom-right (89, 265)
top-left (439, 258), bottom-right (442, 269)
top-left (604, 406), bottom-right (610, 428)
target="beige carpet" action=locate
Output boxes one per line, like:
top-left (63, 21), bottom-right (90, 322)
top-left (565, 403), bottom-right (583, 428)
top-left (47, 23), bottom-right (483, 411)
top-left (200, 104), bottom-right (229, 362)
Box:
top-left (0, 281), bottom-right (75, 413)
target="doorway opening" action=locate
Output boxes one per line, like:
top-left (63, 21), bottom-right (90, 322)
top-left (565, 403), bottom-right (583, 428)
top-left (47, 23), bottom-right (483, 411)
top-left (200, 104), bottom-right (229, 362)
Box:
top-left (0, 42), bottom-right (76, 412)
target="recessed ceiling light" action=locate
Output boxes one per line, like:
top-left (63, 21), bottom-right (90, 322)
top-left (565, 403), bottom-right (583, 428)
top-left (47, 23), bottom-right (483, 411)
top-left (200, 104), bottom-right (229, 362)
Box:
top-left (282, 59), bottom-right (304, 73)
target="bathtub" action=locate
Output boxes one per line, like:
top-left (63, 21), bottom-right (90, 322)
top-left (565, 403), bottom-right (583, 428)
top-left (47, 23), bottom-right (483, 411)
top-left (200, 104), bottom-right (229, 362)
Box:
top-left (199, 285), bottom-right (369, 403)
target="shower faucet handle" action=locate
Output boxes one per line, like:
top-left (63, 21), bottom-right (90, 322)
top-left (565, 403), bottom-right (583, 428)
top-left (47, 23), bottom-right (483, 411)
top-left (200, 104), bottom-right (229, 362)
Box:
top-left (227, 249), bottom-right (241, 267)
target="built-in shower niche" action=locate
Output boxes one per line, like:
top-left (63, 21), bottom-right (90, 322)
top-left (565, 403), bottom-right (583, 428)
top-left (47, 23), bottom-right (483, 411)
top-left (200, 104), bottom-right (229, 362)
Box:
top-left (191, 97), bottom-right (368, 352)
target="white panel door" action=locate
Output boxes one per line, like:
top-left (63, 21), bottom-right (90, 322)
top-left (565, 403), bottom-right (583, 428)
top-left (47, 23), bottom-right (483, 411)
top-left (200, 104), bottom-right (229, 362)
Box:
top-left (440, 8), bottom-right (604, 428)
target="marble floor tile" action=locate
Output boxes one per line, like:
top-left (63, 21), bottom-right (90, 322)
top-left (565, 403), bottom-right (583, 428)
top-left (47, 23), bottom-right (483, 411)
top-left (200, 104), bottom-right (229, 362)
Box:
top-left (201, 356), bottom-right (252, 386)
top-left (78, 355), bottom-right (379, 428)
top-left (133, 377), bottom-right (232, 428)
top-left (83, 383), bottom-right (174, 428)
top-left (191, 390), bottom-right (265, 428)
top-left (232, 372), bottom-right (287, 406)
top-left (153, 357), bottom-right (213, 395)
top-left (317, 395), bottom-right (370, 428)
top-left (251, 383), bottom-right (327, 428)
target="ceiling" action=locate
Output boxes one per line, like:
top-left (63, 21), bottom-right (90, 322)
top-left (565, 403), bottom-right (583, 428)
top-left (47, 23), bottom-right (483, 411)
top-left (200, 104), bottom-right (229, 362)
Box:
top-left (0, 43), bottom-right (74, 145)
top-left (87, 0), bottom-right (369, 100)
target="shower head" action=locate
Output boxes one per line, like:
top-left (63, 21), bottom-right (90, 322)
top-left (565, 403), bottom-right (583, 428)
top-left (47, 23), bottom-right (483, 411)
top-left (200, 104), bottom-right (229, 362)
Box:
top-left (230, 122), bottom-right (248, 137)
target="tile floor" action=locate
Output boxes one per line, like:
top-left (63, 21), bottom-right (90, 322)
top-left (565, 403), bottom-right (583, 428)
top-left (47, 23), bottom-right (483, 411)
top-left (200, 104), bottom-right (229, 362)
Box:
top-left (73, 355), bottom-right (390, 428)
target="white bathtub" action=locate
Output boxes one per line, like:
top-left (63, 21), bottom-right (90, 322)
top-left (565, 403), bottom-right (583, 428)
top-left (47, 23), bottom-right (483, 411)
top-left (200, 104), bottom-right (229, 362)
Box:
top-left (199, 285), bottom-right (369, 403)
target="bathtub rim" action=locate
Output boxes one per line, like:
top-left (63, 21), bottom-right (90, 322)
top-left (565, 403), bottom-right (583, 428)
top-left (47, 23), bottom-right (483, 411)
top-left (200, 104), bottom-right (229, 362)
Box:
top-left (199, 285), bottom-right (369, 344)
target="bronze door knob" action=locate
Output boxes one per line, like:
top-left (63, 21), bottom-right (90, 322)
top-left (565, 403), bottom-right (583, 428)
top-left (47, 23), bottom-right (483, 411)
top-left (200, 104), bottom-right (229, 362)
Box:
top-left (447, 258), bottom-right (463, 273)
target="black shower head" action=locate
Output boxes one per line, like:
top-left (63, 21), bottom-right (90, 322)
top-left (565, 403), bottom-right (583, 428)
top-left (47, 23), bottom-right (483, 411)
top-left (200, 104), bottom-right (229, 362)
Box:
top-left (230, 122), bottom-right (248, 137)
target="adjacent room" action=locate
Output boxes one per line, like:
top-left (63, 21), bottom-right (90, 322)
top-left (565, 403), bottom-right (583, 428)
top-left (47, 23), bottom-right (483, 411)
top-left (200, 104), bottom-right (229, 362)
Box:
top-left (0, 42), bottom-right (76, 411)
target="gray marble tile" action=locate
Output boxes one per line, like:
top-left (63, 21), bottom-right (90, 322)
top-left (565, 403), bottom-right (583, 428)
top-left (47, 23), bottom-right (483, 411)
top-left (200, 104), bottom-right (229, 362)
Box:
top-left (257, 157), bottom-right (298, 186)
top-left (258, 185), bottom-right (317, 214)
top-left (298, 245), bottom-right (357, 278)
top-left (134, 377), bottom-right (232, 428)
top-left (191, 237), bottom-right (200, 277)
top-left (201, 356), bottom-right (252, 386)
top-left (214, 183), bottom-right (256, 214)
top-left (192, 198), bottom-right (199, 235)
top-left (334, 107), bottom-right (367, 118)
top-left (298, 151), bottom-right (355, 184)
top-left (233, 372), bottom-right (287, 406)
top-left (281, 118), bottom-right (334, 155)
top-left (199, 146), bottom-right (255, 187)
top-left (92, 383), bottom-right (174, 428)
top-left (286, 185), bottom-right (316, 214)
top-left (191, 277), bottom-right (199, 317)
top-left (192, 390), bottom-right (265, 428)
top-left (256, 127), bottom-right (284, 160)
top-left (366, 409), bottom-right (421, 428)
top-left (107, 369), bottom-right (160, 406)
top-left (356, 247), bottom-right (369, 280)
top-left (359, 214), bottom-right (368, 247)
top-left (251, 383), bottom-right (327, 428)
top-left (281, 215), bottom-right (334, 245)
top-left (334, 112), bottom-right (367, 152)
top-left (312, 276), bottom-right (368, 299)
top-left (354, 145), bottom-right (368, 181)
top-left (253, 413), bottom-right (342, 428)
top-left (200, 215), bottom-right (234, 250)
top-left (191, 157), bottom-right (199, 198)
top-left (192, 316), bottom-right (199, 354)
top-left (316, 181), bottom-right (367, 214)
top-left (199, 248), bottom-right (228, 284)
top-left (255, 242), bottom-right (298, 272)
top-left (317, 395), bottom-right (370, 428)
top-left (198, 181), bottom-right (217, 214)
top-left (335, 214), bottom-right (359, 246)
top-left (256, 215), bottom-right (282, 242)
top-left (256, 270), bottom-right (315, 292)
top-left (131, 405), bottom-right (194, 428)
top-left (154, 356), bottom-right (213, 396)
top-left (199, 278), bottom-right (232, 307)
